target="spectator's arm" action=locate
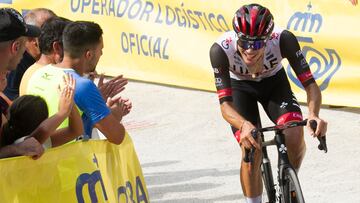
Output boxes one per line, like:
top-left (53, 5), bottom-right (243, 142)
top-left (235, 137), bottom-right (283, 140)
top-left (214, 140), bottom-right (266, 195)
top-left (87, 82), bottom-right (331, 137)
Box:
top-left (95, 114), bottom-right (125, 145)
top-left (75, 78), bottom-right (125, 144)
top-left (0, 137), bottom-right (44, 159)
top-left (29, 112), bottom-right (67, 144)
top-left (50, 106), bottom-right (84, 147)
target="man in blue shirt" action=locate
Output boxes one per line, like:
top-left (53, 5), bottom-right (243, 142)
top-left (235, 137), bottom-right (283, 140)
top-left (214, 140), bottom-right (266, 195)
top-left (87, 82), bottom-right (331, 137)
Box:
top-left (27, 21), bottom-right (126, 144)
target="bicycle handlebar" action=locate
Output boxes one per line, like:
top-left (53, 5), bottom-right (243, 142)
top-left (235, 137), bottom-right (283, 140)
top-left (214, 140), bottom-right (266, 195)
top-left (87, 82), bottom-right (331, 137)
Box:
top-left (243, 129), bottom-right (259, 163)
top-left (309, 120), bottom-right (328, 153)
top-left (243, 129), bottom-right (261, 164)
top-left (244, 119), bottom-right (327, 163)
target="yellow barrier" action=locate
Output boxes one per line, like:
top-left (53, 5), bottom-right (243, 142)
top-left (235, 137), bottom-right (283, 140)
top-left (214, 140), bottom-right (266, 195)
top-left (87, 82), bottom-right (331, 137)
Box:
top-left (1, 0), bottom-right (359, 107)
top-left (0, 134), bottom-right (149, 203)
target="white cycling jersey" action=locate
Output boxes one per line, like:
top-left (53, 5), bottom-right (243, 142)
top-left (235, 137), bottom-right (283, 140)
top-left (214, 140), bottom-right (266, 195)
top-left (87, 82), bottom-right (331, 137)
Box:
top-left (214, 27), bottom-right (284, 82)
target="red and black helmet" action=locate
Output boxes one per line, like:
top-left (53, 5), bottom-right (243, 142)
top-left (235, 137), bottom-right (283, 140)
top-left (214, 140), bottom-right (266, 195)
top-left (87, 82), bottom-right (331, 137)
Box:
top-left (232, 4), bottom-right (274, 41)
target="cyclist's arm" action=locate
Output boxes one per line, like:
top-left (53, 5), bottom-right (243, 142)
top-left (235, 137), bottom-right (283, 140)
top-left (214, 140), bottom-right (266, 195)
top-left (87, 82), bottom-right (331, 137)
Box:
top-left (209, 43), bottom-right (251, 135)
top-left (279, 30), bottom-right (315, 88)
top-left (280, 30), bottom-right (326, 136)
top-left (304, 83), bottom-right (321, 118)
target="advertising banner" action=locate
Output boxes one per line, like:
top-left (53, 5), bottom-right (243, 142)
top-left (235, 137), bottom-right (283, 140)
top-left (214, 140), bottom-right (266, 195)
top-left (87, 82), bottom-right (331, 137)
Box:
top-left (2, 0), bottom-right (359, 107)
top-left (0, 134), bottom-right (149, 203)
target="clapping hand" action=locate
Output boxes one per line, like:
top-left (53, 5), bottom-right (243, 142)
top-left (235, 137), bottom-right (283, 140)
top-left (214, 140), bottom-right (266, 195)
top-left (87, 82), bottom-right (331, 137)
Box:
top-left (58, 74), bottom-right (76, 117)
top-left (106, 95), bottom-right (132, 122)
top-left (97, 74), bottom-right (128, 100)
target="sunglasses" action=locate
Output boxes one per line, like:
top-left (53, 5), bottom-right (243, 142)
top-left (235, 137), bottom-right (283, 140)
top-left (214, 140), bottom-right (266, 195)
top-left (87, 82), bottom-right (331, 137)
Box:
top-left (237, 39), bottom-right (266, 50)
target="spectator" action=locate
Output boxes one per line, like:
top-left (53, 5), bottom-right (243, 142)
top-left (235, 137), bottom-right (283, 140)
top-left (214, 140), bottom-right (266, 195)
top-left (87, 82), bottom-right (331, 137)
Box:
top-left (20, 17), bottom-right (132, 137)
top-left (26, 21), bottom-right (126, 144)
top-left (0, 71), bottom-right (9, 128)
top-left (20, 16), bottom-right (71, 95)
top-left (20, 17), bottom-right (130, 108)
top-left (1, 74), bottom-right (83, 149)
top-left (4, 8), bottom-right (56, 100)
top-left (0, 8), bottom-right (43, 159)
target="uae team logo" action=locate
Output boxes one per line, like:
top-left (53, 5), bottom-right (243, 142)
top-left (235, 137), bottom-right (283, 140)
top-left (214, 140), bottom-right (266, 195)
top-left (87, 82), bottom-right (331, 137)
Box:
top-left (286, 2), bottom-right (341, 91)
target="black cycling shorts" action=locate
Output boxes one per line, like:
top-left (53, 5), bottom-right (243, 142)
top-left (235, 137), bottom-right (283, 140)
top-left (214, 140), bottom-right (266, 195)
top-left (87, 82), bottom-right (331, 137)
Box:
top-left (230, 69), bottom-right (303, 135)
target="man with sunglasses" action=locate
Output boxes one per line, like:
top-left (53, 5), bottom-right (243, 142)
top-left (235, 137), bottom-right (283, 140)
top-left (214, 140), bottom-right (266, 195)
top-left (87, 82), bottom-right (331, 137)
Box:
top-left (209, 4), bottom-right (327, 202)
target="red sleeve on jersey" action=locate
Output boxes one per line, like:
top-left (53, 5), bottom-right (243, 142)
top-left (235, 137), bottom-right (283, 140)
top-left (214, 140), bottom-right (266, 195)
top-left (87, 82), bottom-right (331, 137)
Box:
top-left (297, 70), bottom-right (314, 86)
top-left (279, 30), bottom-right (315, 88)
top-left (217, 88), bottom-right (232, 100)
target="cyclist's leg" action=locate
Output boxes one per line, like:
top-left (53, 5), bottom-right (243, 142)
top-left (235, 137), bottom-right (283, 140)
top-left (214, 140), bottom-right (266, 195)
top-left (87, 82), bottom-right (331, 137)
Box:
top-left (231, 79), bottom-right (263, 200)
top-left (261, 70), bottom-right (306, 170)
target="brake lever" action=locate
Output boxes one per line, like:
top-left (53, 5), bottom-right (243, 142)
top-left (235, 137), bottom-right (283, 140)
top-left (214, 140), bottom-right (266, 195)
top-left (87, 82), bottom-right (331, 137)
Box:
top-left (243, 129), bottom-right (258, 163)
top-left (309, 120), bottom-right (328, 153)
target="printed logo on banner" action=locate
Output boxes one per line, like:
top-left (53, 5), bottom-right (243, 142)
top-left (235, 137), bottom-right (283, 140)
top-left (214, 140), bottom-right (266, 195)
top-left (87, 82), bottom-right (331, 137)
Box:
top-left (69, 0), bottom-right (231, 62)
top-left (0, 0), bottom-right (12, 4)
top-left (75, 154), bottom-right (148, 203)
top-left (286, 2), bottom-right (341, 91)
top-left (69, 1), bottom-right (230, 32)
top-left (76, 154), bottom-right (108, 203)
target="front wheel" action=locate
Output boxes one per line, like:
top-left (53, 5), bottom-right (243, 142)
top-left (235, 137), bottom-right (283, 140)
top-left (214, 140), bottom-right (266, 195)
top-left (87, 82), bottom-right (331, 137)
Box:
top-left (281, 167), bottom-right (305, 203)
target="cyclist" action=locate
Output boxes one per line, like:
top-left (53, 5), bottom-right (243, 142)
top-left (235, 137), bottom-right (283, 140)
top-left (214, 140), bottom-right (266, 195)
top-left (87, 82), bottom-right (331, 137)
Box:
top-left (209, 4), bottom-right (327, 202)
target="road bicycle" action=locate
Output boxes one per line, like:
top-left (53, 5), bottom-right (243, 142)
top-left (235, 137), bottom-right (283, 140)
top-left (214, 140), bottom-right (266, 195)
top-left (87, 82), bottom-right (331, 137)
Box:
top-left (244, 119), bottom-right (327, 203)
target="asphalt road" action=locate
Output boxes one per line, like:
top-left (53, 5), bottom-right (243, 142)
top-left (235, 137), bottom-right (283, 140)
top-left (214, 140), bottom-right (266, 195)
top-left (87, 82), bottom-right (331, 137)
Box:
top-left (121, 80), bottom-right (360, 203)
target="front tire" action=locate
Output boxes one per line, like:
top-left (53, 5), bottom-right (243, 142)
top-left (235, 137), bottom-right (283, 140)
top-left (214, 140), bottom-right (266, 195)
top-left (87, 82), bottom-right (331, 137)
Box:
top-left (281, 167), bottom-right (305, 203)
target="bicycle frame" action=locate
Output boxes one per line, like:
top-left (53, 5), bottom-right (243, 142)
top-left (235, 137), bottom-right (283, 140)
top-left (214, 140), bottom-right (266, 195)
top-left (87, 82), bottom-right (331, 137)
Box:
top-left (244, 120), bottom-right (327, 203)
top-left (262, 129), bottom-right (302, 202)
top-left (260, 132), bottom-right (277, 201)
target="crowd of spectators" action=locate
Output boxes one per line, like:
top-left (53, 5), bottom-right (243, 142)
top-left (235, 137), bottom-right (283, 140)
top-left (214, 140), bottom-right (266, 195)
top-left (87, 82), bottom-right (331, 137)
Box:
top-left (0, 7), bottom-right (131, 159)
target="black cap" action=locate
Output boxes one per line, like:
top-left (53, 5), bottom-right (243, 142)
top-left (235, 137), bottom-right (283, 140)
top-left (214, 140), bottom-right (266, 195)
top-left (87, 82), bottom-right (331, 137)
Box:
top-left (0, 8), bottom-right (41, 42)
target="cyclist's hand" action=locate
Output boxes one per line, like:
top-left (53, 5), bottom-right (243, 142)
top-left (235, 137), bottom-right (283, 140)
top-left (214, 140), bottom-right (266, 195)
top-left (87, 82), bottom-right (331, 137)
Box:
top-left (239, 121), bottom-right (261, 150)
top-left (307, 117), bottom-right (327, 137)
